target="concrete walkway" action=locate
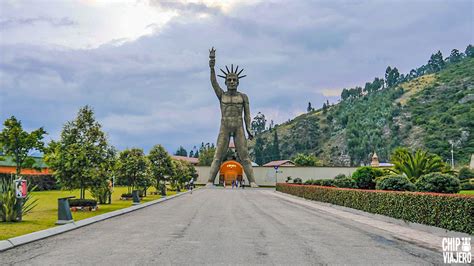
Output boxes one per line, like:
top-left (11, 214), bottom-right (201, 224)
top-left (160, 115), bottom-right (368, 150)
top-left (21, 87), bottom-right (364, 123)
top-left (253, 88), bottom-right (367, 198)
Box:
top-left (0, 188), bottom-right (450, 265)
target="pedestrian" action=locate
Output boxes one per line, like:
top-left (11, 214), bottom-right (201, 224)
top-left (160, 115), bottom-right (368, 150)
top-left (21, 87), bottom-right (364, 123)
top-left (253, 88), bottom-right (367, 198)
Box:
top-left (232, 179), bottom-right (235, 189)
top-left (241, 179), bottom-right (245, 189)
top-left (189, 178), bottom-right (194, 194)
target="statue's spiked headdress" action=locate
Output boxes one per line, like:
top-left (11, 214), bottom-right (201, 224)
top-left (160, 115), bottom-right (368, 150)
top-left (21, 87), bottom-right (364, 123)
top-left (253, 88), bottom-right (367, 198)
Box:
top-left (218, 64), bottom-right (246, 80)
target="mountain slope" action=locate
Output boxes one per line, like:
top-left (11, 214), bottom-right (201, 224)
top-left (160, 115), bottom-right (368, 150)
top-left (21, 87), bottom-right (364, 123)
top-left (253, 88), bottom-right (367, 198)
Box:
top-left (249, 57), bottom-right (474, 166)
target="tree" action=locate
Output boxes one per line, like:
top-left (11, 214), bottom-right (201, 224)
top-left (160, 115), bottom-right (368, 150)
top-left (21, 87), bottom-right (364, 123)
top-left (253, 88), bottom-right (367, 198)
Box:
top-left (170, 159), bottom-right (190, 192)
top-left (45, 106), bottom-right (112, 199)
top-left (448, 49), bottom-right (463, 63)
top-left (89, 146), bottom-right (116, 204)
top-left (272, 130), bottom-right (281, 161)
top-left (251, 112), bottom-right (266, 135)
top-left (307, 102), bottom-right (313, 112)
top-left (116, 148), bottom-right (148, 193)
top-left (0, 116), bottom-right (47, 176)
top-left (389, 148), bottom-right (448, 183)
top-left (465, 44), bottom-right (474, 58)
top-left (253, 136), bottom-right (265, 166)
top-left (198, 143), bottom-right (215, 166)
top-left (341, 88), bottom-right (349, 101)
top-left (189, 150), bottom-right (194, 158)
top-left (385, 66), bottom-right (400, 87)
top-left (427, 51), bottom-right (445, 72)
top-left (148, 144), bottom-right (174, 196)
top-left (292, 153), bottom-right (321, 166)
top-left (175, 146), bottom-right (187, 157)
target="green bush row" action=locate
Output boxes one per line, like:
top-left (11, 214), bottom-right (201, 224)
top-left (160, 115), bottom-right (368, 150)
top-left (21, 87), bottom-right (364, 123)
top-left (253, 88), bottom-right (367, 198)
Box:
top-left (68, 199), bottom-right (97, 207)
top-left (276, 183), bottom-right (474, 234)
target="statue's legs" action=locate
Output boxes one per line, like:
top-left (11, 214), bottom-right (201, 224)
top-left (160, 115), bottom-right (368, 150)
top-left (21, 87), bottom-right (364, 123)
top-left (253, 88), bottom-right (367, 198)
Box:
top-left (234, 126), bottom-right (258, 187)
top-left (208, 126), bottom-right (230, 184)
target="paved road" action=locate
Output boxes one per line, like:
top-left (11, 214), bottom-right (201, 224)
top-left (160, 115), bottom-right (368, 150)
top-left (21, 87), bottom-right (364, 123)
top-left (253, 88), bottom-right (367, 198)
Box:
top-left (1, 188), bottom-right (441, 265)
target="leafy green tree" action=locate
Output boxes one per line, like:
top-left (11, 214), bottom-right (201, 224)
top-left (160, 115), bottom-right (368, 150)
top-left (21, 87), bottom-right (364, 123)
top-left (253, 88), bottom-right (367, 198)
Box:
top-left (448, 49), bottom-right (463, 63)
top-left (251, 112), bottom-right (266, 135)
top-left (198, 143), bottom-right (215, 166)
top-left (175, 146), bottom-right (188, 156)
top-left (292, 153), bottom-right (321, 166)
top-left (272, 130), bottom-right (281, 161)
top-left (389, 148), bottom-right (447, 183)
top-left (385, 66), bottom-right (400, 87)
top-left (148, 144), bottom-right (174, 196)
top-left (116, 148), bottom-right (148, 193)
top-left (427, 50), bottom-right (445, 72)
top-left (89, 147), bottom-right (116, 204)
top-left (46, 106), bottom-right (112, 199)
top-left (253, 136), bottom-right (265, 166)
top-left (0, 116), bottom-right (47, 175)
top-left (170, 159), bottom-right (190, 192)
top-left (465, 44), bottom-right (474, 57)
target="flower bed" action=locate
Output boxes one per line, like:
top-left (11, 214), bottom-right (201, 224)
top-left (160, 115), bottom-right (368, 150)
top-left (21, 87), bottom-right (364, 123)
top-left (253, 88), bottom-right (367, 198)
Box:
top-left (276, 183), bottom-right (474, 234)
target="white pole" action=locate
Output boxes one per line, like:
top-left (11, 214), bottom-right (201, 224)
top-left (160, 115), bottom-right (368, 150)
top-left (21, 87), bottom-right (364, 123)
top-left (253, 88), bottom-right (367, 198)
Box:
top-left (451, 143), bottom-right (454, 168)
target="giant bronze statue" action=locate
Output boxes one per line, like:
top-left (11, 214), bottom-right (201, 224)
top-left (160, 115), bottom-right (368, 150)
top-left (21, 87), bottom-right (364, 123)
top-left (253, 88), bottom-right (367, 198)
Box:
top-left (207, 47), bottom-right (258, 187)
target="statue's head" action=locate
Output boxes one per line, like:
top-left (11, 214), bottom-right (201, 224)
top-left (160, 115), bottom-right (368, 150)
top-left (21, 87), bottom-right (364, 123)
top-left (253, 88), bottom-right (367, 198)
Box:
top-left (218, 64), bottom-right (246, 92)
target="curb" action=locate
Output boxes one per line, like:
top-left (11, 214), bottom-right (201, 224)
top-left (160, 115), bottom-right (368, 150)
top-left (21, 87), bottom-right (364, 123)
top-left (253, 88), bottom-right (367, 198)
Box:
top-left (0, 188), bottom-right (197, 252)
top-left (270, 190), bottom-right (470, 252)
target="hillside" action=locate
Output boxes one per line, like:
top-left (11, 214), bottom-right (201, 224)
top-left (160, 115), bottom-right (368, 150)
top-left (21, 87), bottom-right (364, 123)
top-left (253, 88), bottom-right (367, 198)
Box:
top-left (249, 55), bottom-right (474, 167)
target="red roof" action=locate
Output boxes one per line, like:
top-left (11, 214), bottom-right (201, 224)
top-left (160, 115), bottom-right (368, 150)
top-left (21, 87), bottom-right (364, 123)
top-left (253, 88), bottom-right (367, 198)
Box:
top-left (262, 160), bottom-right (295, 167)
top-left (171, 156), bottom-right (199, 165)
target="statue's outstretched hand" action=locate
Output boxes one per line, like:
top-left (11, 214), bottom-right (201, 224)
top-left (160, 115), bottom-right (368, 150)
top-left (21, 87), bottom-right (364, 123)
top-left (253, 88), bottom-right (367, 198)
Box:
top-left (209, 47), bottom-right (216, 68)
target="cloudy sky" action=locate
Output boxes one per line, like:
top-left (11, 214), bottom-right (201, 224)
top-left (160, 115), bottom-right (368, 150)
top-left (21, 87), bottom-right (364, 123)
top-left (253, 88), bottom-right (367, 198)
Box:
top-left (0, 0), bottom-right (472, 154)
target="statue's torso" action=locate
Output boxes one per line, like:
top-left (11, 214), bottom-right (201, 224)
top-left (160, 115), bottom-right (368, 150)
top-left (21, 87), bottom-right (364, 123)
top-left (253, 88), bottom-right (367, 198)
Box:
top-left (220, 92), bottom-right (244, 129)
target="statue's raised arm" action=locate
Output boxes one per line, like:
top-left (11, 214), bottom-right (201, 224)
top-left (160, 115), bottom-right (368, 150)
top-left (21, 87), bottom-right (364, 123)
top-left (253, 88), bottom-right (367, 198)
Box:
top-left (209, 47), bottom-right (223, 99)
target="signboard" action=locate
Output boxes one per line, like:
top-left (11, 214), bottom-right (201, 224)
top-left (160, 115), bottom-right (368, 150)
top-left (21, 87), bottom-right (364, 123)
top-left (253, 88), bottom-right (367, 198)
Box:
top-left (15, 179), bottom-right (27, 199)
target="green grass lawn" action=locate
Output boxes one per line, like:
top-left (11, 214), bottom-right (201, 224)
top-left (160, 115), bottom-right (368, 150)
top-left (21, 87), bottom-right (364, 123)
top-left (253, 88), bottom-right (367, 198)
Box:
top-left (0, 187), bottom-right (178, 240)
top-left (459, 190), bottom-right (474, 195)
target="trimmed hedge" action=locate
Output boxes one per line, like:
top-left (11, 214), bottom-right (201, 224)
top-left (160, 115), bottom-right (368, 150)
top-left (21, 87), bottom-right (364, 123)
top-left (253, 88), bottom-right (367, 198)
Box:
top-left (277, 183), bottom-right (473, 234)
top-left (69, 199), bottom-right (97, 207)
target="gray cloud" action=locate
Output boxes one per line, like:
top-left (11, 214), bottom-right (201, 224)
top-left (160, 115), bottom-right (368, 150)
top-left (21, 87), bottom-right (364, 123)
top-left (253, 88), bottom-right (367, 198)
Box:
top-left (0, 0), bottom-right (472, 154)
top-left (0, 16), bottom-right (77, 28)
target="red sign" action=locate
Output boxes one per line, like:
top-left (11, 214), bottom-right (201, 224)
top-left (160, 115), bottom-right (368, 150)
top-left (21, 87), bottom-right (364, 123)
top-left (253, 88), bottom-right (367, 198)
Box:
top-left (15, 179), bottom-right (27, 198)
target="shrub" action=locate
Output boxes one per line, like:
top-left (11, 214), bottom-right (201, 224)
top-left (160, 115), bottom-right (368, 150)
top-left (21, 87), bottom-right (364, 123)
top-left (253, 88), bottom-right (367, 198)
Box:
top-left (0, 177), bottom-right (38, 222)
top-left (458, 167), bottom-right (474, 181)
top-left (352, 166), bottom-right (384, 189)
top-left (68, 199), bottom-right (97, 207)
top-left (277, 183), bottom-right (474, 234)
top-left (415, 173), bottom-right (460, 193)
top-left (334, 174), bottom-right (346, 180)
top-left (460, 179), bottom-right (474, 190)
top-left (376, 175), bottom-right (416, 191)
top-left (90, 183), bottom-right (112, 204)
top-left (333, 177), bottom-right (357, 188)
top-left (293, 178), bottom-right (302, 184)
top-left (120, 191), bottom-right (145, 198)
top-left (304, 179), bottom-right (334, 186)
top-left (320, 179), bottom-right (334, 187)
